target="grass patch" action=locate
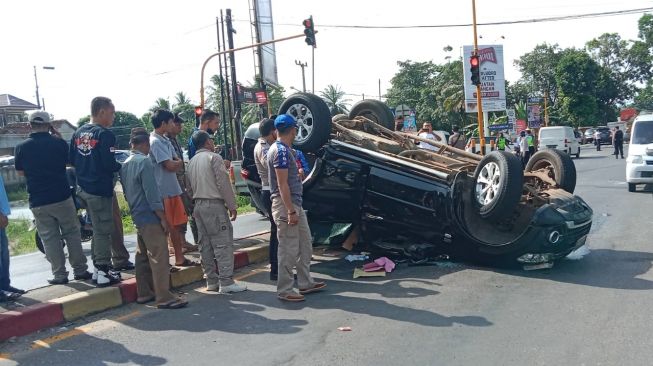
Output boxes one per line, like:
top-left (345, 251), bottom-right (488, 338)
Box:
top-left (7, 219), bottom-right (36, 256)
top-left (237, 195), bottom-right (256, 215)
top-left (116, 193), bottom-right (136, 234)
top-left (7, 186), bottom-right (28, 202)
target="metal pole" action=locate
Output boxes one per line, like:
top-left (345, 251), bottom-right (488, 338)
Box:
top-left (216, 16), bottom-right (229, 147)
top-left (221, 11), bottom-right (236, 154)
top-left (295, 60), bottom-right (307, 92)
top-left (311, 46), bottom-right (315, 93)
top-left (226, 9), bottom-right (243, 160)
top-left (251, 0), bottom-right (270, 117)
top-left (378, 78), bottom-right (381, 100)
top-left (544, 88), bottom-right (549, 127)
top-left (33, 66), bottom-right (41, 109)
top-left (472, 0), bottom-right (486, 155)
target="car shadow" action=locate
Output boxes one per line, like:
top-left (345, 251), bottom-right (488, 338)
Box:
top-left (483, 249), bottom-right (653, 290)
top-left (12, 333), bottom-right (167, 366)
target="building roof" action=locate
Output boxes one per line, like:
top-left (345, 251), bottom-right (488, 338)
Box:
top-left (0, 120), bottom-right (77, 136)
top-left (0, 94), bottom-right (39, 109)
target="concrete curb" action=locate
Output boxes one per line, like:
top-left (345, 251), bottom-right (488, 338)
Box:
top-left (0, 239), bottom-right (270, 342)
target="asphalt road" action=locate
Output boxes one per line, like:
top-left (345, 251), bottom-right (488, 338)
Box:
top-left (3, 145), bottom-right (653, 366)
top-left (8, 212), bottom-right (270, 291)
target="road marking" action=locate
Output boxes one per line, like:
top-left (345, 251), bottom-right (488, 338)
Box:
top-left (30, 310), bottom-right (141, 351)
top-left (234, 268), bottom-right (268, 281)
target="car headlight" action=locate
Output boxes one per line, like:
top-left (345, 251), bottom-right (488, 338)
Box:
top-left (629, 155), bottom-right (643, 164)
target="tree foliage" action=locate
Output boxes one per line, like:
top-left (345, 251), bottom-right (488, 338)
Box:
top-left (78, 111), bottom-right (144, 149)
top-left (319, 85), bottom-right (351, 116)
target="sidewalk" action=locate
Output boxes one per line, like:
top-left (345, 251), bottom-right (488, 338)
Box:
top-left (0, 233), bottom-right (271, 342)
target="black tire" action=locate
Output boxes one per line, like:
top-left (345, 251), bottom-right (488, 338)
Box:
top-left (471, 151), bottom-right (524, 221)
top-left (35, 231), bottom-right (45, 254)
top-left (278, 93), bottom-right (332, 154)
top-left (525, 149), bottom-right (577, 194)
top-left (348, 100), bottom-right (395, 130)
top-left (628, 183), bottom-right (636, 192)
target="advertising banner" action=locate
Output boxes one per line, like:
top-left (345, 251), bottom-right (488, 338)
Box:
top-left (463, 45), bottom-right (507, 113)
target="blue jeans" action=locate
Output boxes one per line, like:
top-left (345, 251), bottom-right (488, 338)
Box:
top-left (0, 229), bottom-right (10, 290)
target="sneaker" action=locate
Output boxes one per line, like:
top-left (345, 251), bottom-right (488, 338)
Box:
top-left (48, 277), bottom-right (69, 285)
top-left (112, 261), bottom-right (135, 271)
top-left (206, 284), bottom-right (219, 292)
top-left (218, 283), bottom-right (247, 294)
top-left (6, 286), bottom-right (26, 295)
top-left (0, 290), bottom-right (21, 302)
top-left (74, 271), bottom-right (93, 281)
top-left (96, 269), bottom-right (121, 287)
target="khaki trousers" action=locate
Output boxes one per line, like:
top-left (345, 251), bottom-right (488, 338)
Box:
top-left (78, 190), bottom-right (113, 268)
top-left (193, 199), bottom-right (235, 288)
top-left (135, 224), bottom-right (175, 305)
top-left (111, 194), bottom-right (130, 267)
top-left (271, 198), bottom-right (315, 296)
top-left (31, 197), bottom-right (88, 280)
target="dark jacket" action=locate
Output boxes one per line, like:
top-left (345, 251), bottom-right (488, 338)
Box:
top-left (69, 123), bottom-right (122, 197)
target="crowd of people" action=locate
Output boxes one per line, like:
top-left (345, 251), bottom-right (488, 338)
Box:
top-left (0, 96), bottom-right (328, 306)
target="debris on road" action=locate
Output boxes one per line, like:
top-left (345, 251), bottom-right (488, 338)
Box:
top-left (353, 267), bottom-right (386, 278)
top-left (363, 257), bottom-right (396, 273)
top-left (337, 326), bottom-right (352, 331)
top-left (345, 254), bottom-right (369, 262)
top-left (566, 245), bottom-right (591, 260)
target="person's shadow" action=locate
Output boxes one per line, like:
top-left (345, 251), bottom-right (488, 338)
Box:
top-left (13, 334), bottom-right (167, 366)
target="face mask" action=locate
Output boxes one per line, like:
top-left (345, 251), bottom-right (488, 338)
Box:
top-left (207, 128), bottom-right (214, 135)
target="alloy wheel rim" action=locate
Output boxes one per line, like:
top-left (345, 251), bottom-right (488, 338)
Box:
top-left (286, 103), bottom-right (314, 144)
top-left (475, 162), bottom-right (502, 206)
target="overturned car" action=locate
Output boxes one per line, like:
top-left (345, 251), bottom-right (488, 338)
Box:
top-left (241, 93), bottom-right (593, 267)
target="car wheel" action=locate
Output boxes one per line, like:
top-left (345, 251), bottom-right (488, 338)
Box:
top-left (525, 149), bottom-right (577, 193)
top-left (472, 151), bottom-right (523, 221)
top-left (628, 183), bottom-right (636, 192)
top-left (348, 100), bottom-right (395, 130)
top-left (278, 93), bottom-right (332, 154)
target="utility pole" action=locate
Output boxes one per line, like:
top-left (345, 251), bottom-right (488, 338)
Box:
top-left (226, 9), bottom-right (243, 160)
top-left (251, 0), bottom-right (270, 117)
top-left (378, 78), bottom-right (381, 100)
top-left (33, 66), bottom-right (41, 109)
top-left (311, 47), bottom-right (315, 93)
top-left (471, 0), bottom-right (486, 155)
top-left (295, 60), bottom-right (307, 92)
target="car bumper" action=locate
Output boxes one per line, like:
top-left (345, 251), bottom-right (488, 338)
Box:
top-left (626, 162), bottom-right (653, 183)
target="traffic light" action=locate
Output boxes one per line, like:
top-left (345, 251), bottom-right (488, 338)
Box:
top-left (194, 106), bottom-right (202, 127)
top-left (470, 55), bottom-right (481, 86)
top-left (303, 16), bottom-right (316, 47)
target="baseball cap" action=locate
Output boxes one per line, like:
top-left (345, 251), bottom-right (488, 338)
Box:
top-left (29, 111), bottom-right (51, 124)
top-left (274, 114), bottom-right (297, 129)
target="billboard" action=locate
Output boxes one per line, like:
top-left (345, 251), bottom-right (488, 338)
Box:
top-left (463, 45), bottom-right (506, 113)
top-left (527, 97), bottom-right (543, 129)
top-left (255, 0), bottom-right (279, 86)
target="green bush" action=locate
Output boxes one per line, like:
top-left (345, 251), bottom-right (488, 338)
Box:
top-left (7, 219), bottom-right (35, 256)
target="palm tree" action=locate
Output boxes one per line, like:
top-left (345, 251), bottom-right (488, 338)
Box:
top-left (320, 85), bottom-right (351, 116)
top-left (150, 98), bottom-right (171, 113)
top-left (174, 92), bottom-right (192, 107)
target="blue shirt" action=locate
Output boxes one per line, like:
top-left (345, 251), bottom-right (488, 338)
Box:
top-left (187, 127), bottom-right (200, 160)
top-left (0, 175), bottom-right (10, 216)
top-left (120, 151), bottom-right (163, 227)
top-left (267, 141), bottom-right (303, 206)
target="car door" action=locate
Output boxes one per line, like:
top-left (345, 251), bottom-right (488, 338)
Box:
top-left (359, 161), bottom-right (452, 245)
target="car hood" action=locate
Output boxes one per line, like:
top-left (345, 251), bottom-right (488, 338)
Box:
top-left (628, 143), bottom-right (653, 156)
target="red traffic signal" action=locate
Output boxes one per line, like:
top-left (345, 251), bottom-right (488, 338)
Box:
top-left (470, 55), bottom-right (481, 86)
top-left (303, 16), bottom-right (316, 47)
top-left (194, 106), bottom-right (203, 117)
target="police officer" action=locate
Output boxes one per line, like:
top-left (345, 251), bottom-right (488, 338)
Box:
top-left (497, 133), bottom-right (508, 151)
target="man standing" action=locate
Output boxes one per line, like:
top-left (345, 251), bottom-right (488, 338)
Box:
top-left (613, 126), bottom-right (625, 159)
top-left (121, 128), bottom-right (187, 309)
top-left (526, 130), bottom-right (536, 157)
top-left (15, 111), bottom-right (91, 285)
top-left (187, 130), bottom-right (247, 294)
top-left (187, 110), bottom-right (220, 160)
top-left (449, 126), bottom-right (466, 150)
top-left (594, 129), bottom-right (602, 151)
top-left (0, 174), bottom-right (24, 301)
top-left (254, 118), bottom-right (279, 281)
top-left (70, 97), bottom-right (122, 286)
top-left (268, 114), bottom-right (326, 302)
top-left (519, 130), bottom-right (530, 167)
top-left (417, 122), bottom-right (440, 151)
top-left (149, 109), bottom-right (197, 268)
top-left (497, 133), bottom-right (508, 151)
top-left (168, 114), bottom-right (198, 252)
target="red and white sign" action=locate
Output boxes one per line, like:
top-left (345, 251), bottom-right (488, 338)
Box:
top-left (463, 45), bottom-right (506, 113)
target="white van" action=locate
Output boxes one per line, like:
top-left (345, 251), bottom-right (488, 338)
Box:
top-left (625, 114), bottom-right (653, 192)
top-left (538, 126), bottom-right (581, 158)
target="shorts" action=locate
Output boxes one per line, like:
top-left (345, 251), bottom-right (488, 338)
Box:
top-left (163, 195), bottom-right (188, 227)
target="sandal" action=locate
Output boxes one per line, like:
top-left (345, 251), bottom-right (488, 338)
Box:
top-left (175, 259), bottom-right (200, 267)
top-left (136, 296), bottom-right (155, 304)
top-left (156, 298), bottom-right (188, 309)
top-left (278, 293), bottom-right (305, 302)
top-left (170, 267), bottom-right (181, 273)
top-left (299, 282), bottom-right (327, 295)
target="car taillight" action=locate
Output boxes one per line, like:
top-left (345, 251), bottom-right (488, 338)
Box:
top-left (241, 168), bottom-right (249, 180)
top-left (229, 166), bottom-right (235, 184)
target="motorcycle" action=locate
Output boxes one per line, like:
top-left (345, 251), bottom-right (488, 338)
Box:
top-left (31, 168), bottom-right (94, 254)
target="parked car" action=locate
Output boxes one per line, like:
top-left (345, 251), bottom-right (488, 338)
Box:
top-left (538, 126), bottom-right (581, 158)
top-left (583, 128), bottom-right (595, 144)
top-left (241, 93), bottom-right (593, 267)
top-left (626, 114), bottom-right (653, 192)
top-left (596, 127), bottom-right (612, 145)
top-left (113, 150), bottom-right (130, 163)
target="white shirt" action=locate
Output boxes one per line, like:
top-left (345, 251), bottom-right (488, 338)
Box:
top-left (418, 132), bottom-right (438, 151)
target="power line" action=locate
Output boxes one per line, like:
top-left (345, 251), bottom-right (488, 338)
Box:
top-left (235, 6), bottom-right (653, 29)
